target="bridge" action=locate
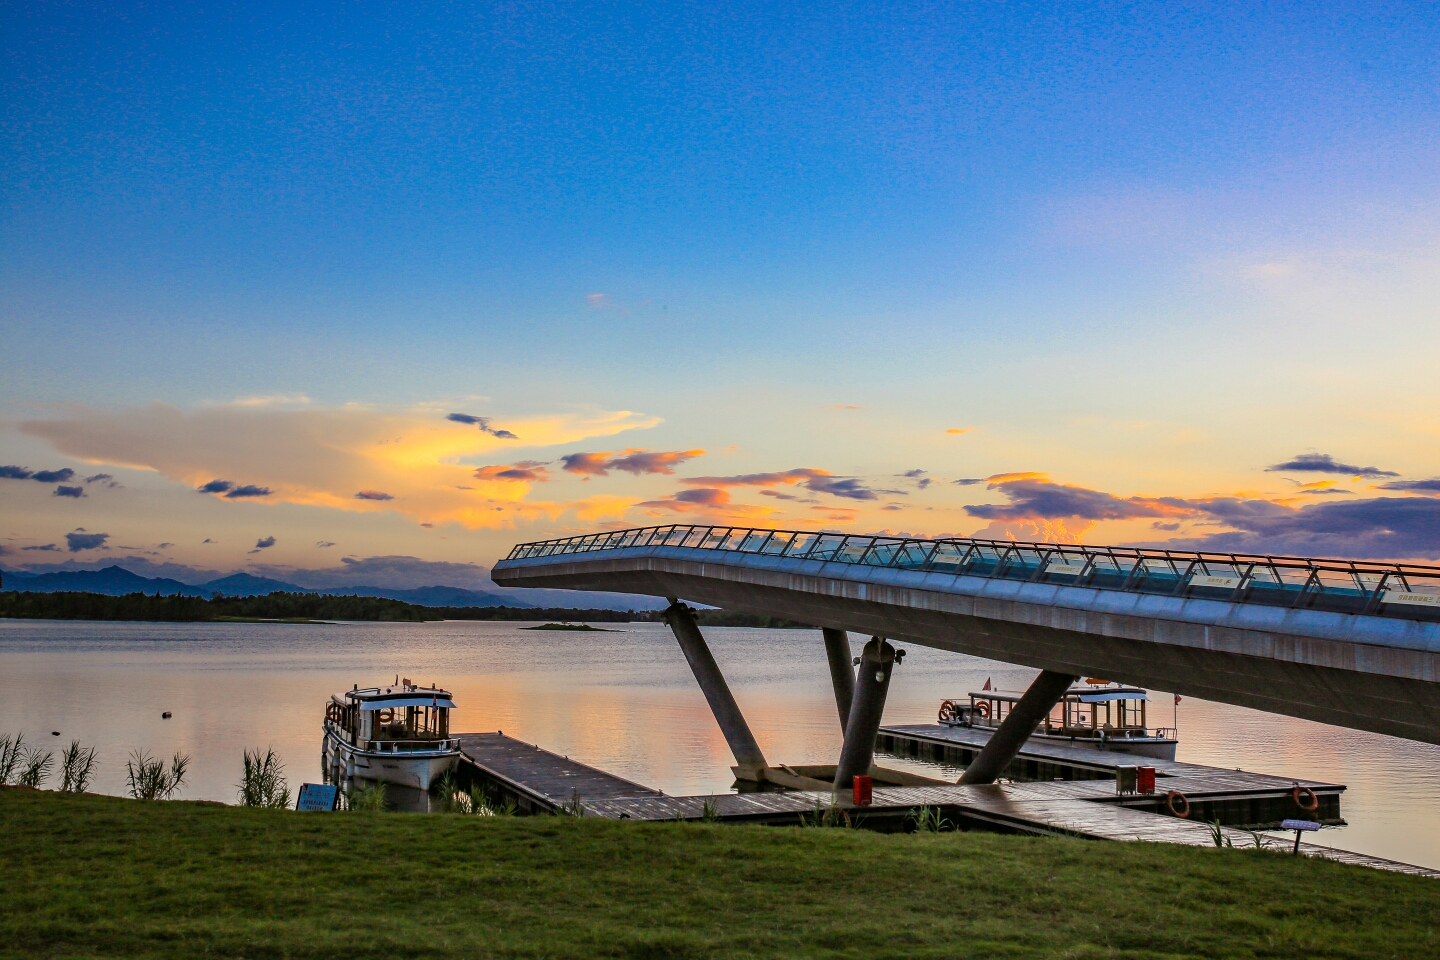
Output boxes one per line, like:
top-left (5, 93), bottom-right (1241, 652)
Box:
top-left (492, 525), bottom-right (1440, 791)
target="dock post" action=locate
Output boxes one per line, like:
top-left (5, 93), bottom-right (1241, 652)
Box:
top-left (959, 670), bottom-right (1077, 785)
top-left (821, 628), bottom-right (856, 731)
top-left (833, 636), bottom-right (897, 790)
top-left (663, 600), bottom-right (769, 780)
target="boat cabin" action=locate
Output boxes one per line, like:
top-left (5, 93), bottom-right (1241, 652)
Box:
top-left (325, 679), bottom-right (455, 751)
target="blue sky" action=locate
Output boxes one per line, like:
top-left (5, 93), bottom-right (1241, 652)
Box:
top-left (4, 2), bottom-right (1439, 581)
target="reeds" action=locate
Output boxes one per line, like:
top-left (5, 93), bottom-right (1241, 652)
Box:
top-left (346, 781), bottom-right (388, 812)
top-left (800, 796), bottom-right (853, 828)
top-left (125, 750), bottom-right (190, 800)
top-left (906, 804), bottom-right (952, 833)
top-left (59, 740), bottom-right (98, 793)
top-left (0, 734), bottom-right (25, 784)
top-left (430, 771), bottom-right (513, 816)
top-left (236, 747), bottom-right (290, 808)
top-left (17, 745), bottom-right (54, 788)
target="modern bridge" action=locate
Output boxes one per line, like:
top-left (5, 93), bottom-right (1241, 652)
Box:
top-left (493, 525), bottom-right (1440, 790)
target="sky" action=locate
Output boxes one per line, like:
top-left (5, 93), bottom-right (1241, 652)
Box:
top-left (3, 1), bottom-right (1439, 587)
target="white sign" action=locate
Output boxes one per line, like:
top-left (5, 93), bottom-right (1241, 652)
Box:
top-left (1045, 561), bottom-right (1087, 576)
top-left (1382, 590), bottom-right (1440, 607)
top-left (1280, 819), bottom-right (1320, 831)
top-left (1191, 573), bottom-right (1243, 589)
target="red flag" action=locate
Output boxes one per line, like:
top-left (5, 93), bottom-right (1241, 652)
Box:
top-left (1174, 694), bottom-right (1182, 705)
top-left (983, 677), bottom-right (992, 691)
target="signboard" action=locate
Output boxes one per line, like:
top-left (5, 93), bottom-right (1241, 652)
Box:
top-left (1382, 590), bottom-right (1440, 607)
top-left (1280, 819), bottom-right (1320, 831)
top-left (296, 783), bottom-right (338, 811)
top-left (1045, 561), bottom-right (1087, 577)
top-left (1190, 572), bottom-right (1243, 590)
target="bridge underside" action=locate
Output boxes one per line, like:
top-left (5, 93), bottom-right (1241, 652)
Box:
top-left (493, 552), bottom-right (1440, 746)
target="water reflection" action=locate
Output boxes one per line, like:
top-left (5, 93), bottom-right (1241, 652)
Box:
top-left (2, 618), bottom-right (1437, 867)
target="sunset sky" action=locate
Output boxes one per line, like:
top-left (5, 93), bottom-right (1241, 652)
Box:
top-left (3, 2), bottom-right (1439, 588)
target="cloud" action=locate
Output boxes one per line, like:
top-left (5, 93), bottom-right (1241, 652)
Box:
top-left (254, 536), bottom-right (277, 549)
top-left (65, 531), bottom-right (109, 552)
top-left (202, 538), bottom-right (215, 543)
top-left (447, 413), bottom-right (519, 440)
top-left (474, 462), bottom-right (552, 482)
top-left (561, 449), bottom-right (704, 477)
top-left (53, 485), bottom-right (85, 498)
top-left (22, 543), bottom-right (59, 551)
top-left (226, 485), bottom-right (273, 499)
top-left (157, 543), bottom-right (173, 548)
top-left (953, 478), bottom-right (984, 485)
top-left (1266, 453), bottom-right (1399, 478)
top-left (964, 474), bottom-right (1192, 522)
top-left (1379, 479), bottom-right (1440, 493)
top-left (0, 466), bottom-right (32, 479)
top-left (21, 401), bottom-right (662, 530)
top-left (945, 428), bottom-right (972, 435)
top-left (355, 490), bottom-right (394, 501)
top-left (250, 555), bottom-right (496, 591)
top-left (316, 541), bottom-right (336, 548)
top-left (900, 469), bottom-right (932, 490)
top-left (824, 404), bottom-right (862, 410)
top-left (759, 490), bottom-right (810, 502)
top-left (84, 473), bottom-right (121, 488)
top-left (1151, 522), bottom-right (1181, 531)
top-left (30, 468), bottom-right (76, 483)
top-left (1149, 496), bottom-right (1440, 560)
top-left (198, 479), bottom-right (233, 494)
top-left (231, 393), bottom-right (311, 407)
top-left (680, 467), bottom-right (878, 500)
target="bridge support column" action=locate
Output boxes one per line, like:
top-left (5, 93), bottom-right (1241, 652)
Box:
top-left (822, 628), bottom-right (856, 731)
top-left (959, 670), bottom-right (1077, 785)
top-left (663, 600), bottom-right (768, 780)
top-left (833, 637), bottom-right (897, 790)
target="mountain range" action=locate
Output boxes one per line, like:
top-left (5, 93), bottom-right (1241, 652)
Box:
top-left (0, 565), bottom-right (528, 608)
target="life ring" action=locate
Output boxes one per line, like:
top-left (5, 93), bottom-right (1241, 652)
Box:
top-left (377, 707), bottom-right (395, 724)
top-left (938, 701), bottom-right (957, 723)
top-left (974, 701), bottom-right (990, 719)
top-left (325, 703), bottom-right (340, 723)
top-left (1292, 786), bottom-right (1319, 812)
top-left (1165, 791), bottom-right (1191, 818)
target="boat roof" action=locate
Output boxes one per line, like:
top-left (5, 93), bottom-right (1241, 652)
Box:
top-left (970, 684), bottom-right (1150, 704)
top-left (335, 684), bottom-right (456, 710)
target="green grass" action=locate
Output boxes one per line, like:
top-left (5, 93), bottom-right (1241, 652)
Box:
top-left (3, 789), bottom-right (1436, 959)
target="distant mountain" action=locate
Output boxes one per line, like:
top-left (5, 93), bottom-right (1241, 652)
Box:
top-left (202, 573), bottom-right (313, 597)
top-left (335, 584), bottom-right (527, 608)
top-left (1, 565), bottom-right (213, 597)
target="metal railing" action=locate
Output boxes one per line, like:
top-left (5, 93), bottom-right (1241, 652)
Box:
top-left (503, 524), bottom-right (1440, 622)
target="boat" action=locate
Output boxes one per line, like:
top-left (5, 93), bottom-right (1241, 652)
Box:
top-left (937, 681), bottom-right (1178, 761)
top-left (322, 678), bottom-right (461, 791)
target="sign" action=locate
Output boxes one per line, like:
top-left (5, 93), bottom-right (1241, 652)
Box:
top-left (1190, 572), bottom-right (1243, 590)
top-left (1280, 819), bottom-right (1320, 831)
top-left (1045, 561), bottom-right (1087, 577)
top-left (296, 783), bottom-right (338, 811)
top-left (1382, 590), bottom-right (1440, 607)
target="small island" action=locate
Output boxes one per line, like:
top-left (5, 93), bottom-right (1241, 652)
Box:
top-left (522, 622), bottom-right (614, 631)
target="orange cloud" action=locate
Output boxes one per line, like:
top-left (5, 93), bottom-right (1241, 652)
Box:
top-left (945, 428), bottom-right (973, 435)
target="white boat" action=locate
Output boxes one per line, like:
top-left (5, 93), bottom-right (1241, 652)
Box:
top-left (938, 681), bottom-right (1178, 761)
top-left (322, 679), bottom-right (461, 791)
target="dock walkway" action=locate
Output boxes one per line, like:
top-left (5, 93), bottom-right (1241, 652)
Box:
top-left (455, 733), bottom-right (662, 814)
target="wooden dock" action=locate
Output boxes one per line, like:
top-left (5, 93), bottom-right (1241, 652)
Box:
top-left (453, 729), bottom-right (1436, 878)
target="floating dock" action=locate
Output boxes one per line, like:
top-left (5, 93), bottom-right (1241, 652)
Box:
top-left (454, 731), bottom-right (1438, 879)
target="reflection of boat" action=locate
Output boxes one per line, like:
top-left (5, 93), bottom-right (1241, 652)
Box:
top-left (322, 679), bottom-right (461, 791)
top-left (938, 682), bottom-right (1178, 761)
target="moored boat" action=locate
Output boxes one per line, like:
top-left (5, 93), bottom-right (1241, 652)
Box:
top-left (938, 681), bottom-right (1178, 761)
top-left (322, 678), bottom-right (461, 791)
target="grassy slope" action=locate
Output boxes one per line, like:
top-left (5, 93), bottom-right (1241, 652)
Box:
top-left (4, 790), bottom-right (1437, 960)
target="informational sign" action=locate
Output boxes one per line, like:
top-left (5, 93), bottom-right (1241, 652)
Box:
top-left (1280, 819), bottom-right (1320, 831)
top-left (1045, 561), bottom-right (1087, 577)
top-left (296, 783), bottom-right (339, 811)
top-left (1382, 589), bottom-right (1440, 607)
top-left (1190, 572), bottom-right (1243, 590)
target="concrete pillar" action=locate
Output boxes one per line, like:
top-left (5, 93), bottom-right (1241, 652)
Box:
top-left (663, 600), bottom-right (768, 778)
top-left (821, 628), bottom-right (856, 731)
top-left (833, 636), bottom-right (897, 790)
top-left (959, 670), bottom-right (1077, 785)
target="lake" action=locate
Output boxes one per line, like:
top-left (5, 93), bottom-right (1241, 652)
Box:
top-left (3, 618), bottom-right (1438, 868)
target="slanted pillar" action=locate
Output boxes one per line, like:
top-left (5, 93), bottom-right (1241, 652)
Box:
top-left (821, 628), bottom-right (856, 731)
top-left (833, 637), bottom-right (897, 790)
top-left (663, 600), bottom-right (768, 779)
top-left (959, 670), bottom-right (1077, 785)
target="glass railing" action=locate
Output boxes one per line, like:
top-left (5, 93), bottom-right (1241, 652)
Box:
top-left (502, 525), bottom-right (1440, 622)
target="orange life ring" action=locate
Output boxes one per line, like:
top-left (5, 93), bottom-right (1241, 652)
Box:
top-left (377, 707), bottom-right (395, 724)
top-left (1292, 786), bottom-right (1319, 812)
top-left (974, 701), bottom-right (990, 719)
top-left (938, 700), bottom-right (957, 723)
top-left (325, 703), bottom-right (340, 723)
top-left (1165, 790), bottom-right (1191, 818)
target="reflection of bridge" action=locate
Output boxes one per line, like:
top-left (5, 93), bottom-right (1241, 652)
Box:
top-left (493, 525), bottom-right (1440, 790)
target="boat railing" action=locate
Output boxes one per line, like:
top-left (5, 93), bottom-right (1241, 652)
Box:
top-left (365, 738), bottom-right (459, 753)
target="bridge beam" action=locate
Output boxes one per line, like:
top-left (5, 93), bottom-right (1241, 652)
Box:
top-left (959, 670), bottom-right (1078, 785)
top-left (821, 628), bottom-right (856, 731)
top-left (663, 600), bottom-right (768, 779)
top-left (833, 637), bottom-right (897, 790)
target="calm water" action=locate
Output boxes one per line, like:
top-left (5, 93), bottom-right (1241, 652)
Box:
top-left (3, 618), bottom-right (1438, 868)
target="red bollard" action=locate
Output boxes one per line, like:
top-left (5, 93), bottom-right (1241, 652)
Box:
top-left (1137, 766), bottom-right (1156, 795)
top-left (853, 774), bottom-right (873, 806)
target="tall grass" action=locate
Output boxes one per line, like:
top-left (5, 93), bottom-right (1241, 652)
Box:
top-left (430, 771), bottom-right (513, 816)
top-left (346, 781), bottom-right (389, 812)
top-left (907, 804), bottom-right (952, 833)
top-left (17, 746), bottom-right (54, 789)
top-left (125, 750), bottom-right (190, 801)
top-left (237, 748), bottom-right (291, 808)
top-left (59, 741), bottom-right (98, 794)
top-left (0, 734), bottom-right (25, 784)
